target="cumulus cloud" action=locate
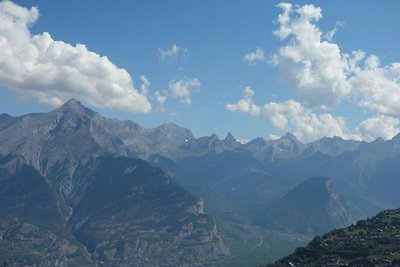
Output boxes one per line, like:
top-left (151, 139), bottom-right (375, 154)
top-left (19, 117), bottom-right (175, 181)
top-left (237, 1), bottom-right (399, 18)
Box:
top-left (351, 56), bottom-right (400, 115)
top-left (225, 86), bottom-right (261, 116)
top-left (159, 44), bottom-right (188, 62)
top-left (226, 86), bottom-right (400, 142)
top-left (0, 1), bottom-right (152, 112)
top-left (262, 100), bottom-right (356, 142)
top-left (168, 78), bottom-right (200, 105)
top-left (271, 3), bottom-right (400, 114)
top-left (356, 115), bottom-right (399, 141)
top-left (230, 2), bottom-right (400, 141)
top-left (271, 3), bottom-right (351, 107)
top-left (225, 87), bottom-right (365, 143)
top-left (243, 47), bottom-right (265, 66)
top-left (226, 87), bottom-right (357, 142)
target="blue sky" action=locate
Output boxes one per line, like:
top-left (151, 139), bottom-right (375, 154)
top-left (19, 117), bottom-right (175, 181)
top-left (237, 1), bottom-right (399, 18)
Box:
top-left (1, 1), bottom-right (400, 142)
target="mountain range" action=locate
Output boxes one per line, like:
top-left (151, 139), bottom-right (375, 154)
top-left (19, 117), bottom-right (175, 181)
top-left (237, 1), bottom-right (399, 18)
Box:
top-left (1, 99), bottom-right (399, 266)
top-left (0, 100), bottom-right (226, 266)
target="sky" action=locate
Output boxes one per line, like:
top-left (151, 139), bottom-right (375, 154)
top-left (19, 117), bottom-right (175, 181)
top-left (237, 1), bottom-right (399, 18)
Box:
top-left (1, 0), bottom-right (400, 143)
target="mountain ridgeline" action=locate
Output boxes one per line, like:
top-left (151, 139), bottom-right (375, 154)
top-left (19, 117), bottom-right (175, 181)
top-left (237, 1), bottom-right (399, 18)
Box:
top-left (0, 99), bottom-right (399, 266)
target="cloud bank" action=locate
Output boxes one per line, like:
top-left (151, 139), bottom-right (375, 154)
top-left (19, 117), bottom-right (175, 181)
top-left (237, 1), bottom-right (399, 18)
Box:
top-left (228, 2), bottom-right (400, 142)
top-left (0, 1), bottom-right (152, 112)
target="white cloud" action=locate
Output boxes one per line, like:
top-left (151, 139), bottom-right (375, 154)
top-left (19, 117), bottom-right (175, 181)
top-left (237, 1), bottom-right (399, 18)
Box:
top-left (0, 1), bottom-right (152, 113)
top-left (272, 2), bottom-right (400, 116)
top-left (226, 87), bottom-right (400, 142)
top-left (269, 134), bottom-right (280, 141)
top-left (243, 47), bottom-right (265, 66)
top-left (155, 91), bottom-right (166, 105)
top-left (324, 21), bottom-right (345, 42)
top-left (140, 75), bottom-right (150, 95)
top-left (154, 91), bottom-right (167, 112)
top-left (168, 78), bottom-right (200, 105)
top-left (159, 44), bottom-right (188, 62)
top-left (262, 99), bottom-right (357, 143)
top-left (351, 56), bottom-right (400, 115)
top-left (271, 3), bottom-right (351, 107)
top-left (225, 86), bottom-right (260, 116)
top-left (226, 87), bottom-right (359, 143)
top-left (234, 2), bottom-right (400, 142)
top-left (356, 115), bottom-right (399, 141)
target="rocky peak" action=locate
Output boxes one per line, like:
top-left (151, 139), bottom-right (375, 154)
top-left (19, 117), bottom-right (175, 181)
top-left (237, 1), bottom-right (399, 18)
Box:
top-left (224, 132), bottom-right (235, 142)
top-left (61, 98), bottom-right (84, 110)
top-left (210, 133), bottom-right (219, 140)
top-left (333, 136), bottom-right (344, 140)
top-left (247, 137), bottom-right (268, 146)
top-left (267, 132), bottom-right (305, 158)
top-left (56, 98), bottom-right (95, 118)
top-left (223, 132), bottom-right (239, 146)
top-left (153, 123), bottom-right (194, 140)
top-left (281, 132), bottom-right (299, 142)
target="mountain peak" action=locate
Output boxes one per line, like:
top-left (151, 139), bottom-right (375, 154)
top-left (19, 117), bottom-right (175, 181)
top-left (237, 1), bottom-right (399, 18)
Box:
top-left (210, 133), bottom-right (220, 140)
top-left (258, 175), bottom-right (353, 235)
top-left (63, 98), bottom-right (83, 108)
top-left (224, 132), bottom-right (236, 142)
top-left (250, 136), bottom-right (267, 144)
top-left (281, 132), bottom-right (298, 141)
top-left (333, 135), bottom-right (344, 140)
top-left (58, 98), bottom-right (94, 116)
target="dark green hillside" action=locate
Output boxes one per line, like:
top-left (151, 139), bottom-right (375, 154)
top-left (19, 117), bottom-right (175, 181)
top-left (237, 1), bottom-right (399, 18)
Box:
top-left (265, 209), bottom-right (400, 267)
